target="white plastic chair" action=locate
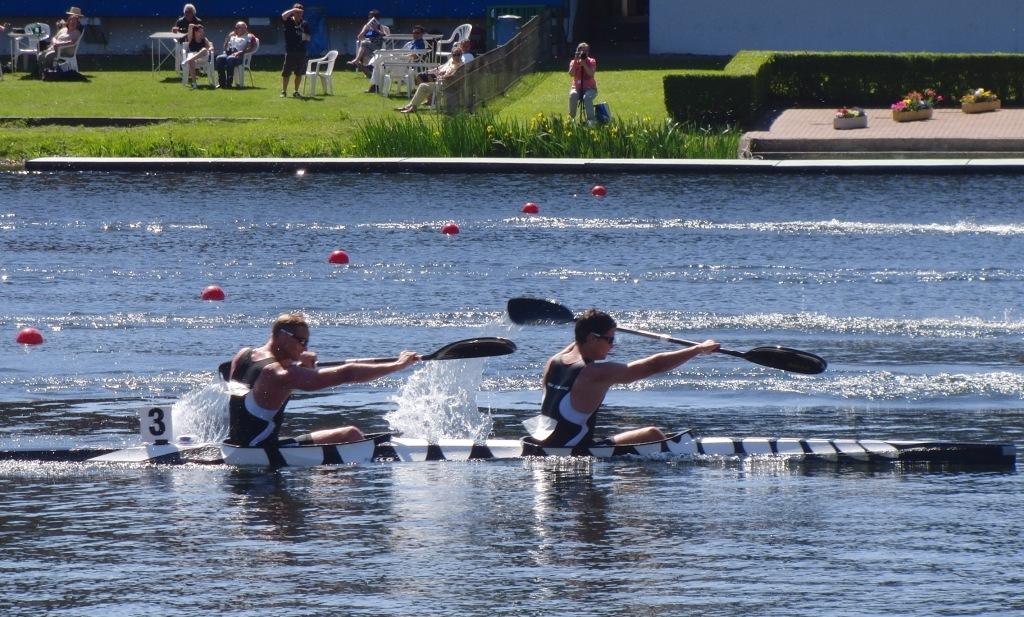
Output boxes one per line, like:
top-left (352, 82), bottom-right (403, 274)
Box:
top-left (54, 35), bottom-right (82, 72)
top-left (436, 23), bottom-right (471, 60)
top-left (180, 47), bottom-right (215, 87)
top-left (232, 37), bottom-right (259, 88)
top-left (382, 59), bottom-right (436, 98)
top-left (14, 22), bottom-right (50, 72)
top-left (302, 49), bottom-right (338, 96)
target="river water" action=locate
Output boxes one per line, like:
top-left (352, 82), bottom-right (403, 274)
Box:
top-left (1, 170), bottom-right (1022, 615)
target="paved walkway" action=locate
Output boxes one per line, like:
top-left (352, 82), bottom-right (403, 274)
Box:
top-left (741, 107), bottom-right (1024, 159)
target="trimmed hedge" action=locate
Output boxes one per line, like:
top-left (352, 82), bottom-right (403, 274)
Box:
top-left (665, 50), bottom-right (1024, 124)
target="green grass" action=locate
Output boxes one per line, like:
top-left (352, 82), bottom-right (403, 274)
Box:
top-left (0, 56), bottom-right (736, 163)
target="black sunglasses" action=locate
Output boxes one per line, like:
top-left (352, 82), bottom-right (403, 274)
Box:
top-left (591, 333), bottom-right (615, 345)
top-left (279, 329), bottom-right (309, 346)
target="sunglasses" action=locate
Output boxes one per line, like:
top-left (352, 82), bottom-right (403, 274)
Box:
top-left (279, 329), bottom-right (309, 347)
top-left (591, 333), bottom-right (615, 345)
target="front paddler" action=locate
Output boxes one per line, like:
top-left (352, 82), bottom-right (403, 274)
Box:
top-left (525, 308), bottom-right (719, 450)
top-left (226, 312), bottom-right (418, 447)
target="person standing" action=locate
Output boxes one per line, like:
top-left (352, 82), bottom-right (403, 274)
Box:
top-left (172, 3), bottom-right (202, 39)
top-left (280, 3), bottom-right (310, 98)
top-left (215, 21), bottom-right (256, 88)
top-left (525, 309), bottom-right (718, 450)
top-left (226, 313), bottom-right (419, 448)
top-left (568, 42), bottom-right (598, 124)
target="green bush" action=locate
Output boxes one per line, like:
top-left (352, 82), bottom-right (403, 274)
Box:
top-left (664, 50), bottom-right (1024, 125)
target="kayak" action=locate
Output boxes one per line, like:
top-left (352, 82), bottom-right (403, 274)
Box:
top-left (1, 429), bottom-right (1015, 468)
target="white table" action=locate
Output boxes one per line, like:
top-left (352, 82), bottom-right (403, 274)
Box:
top-left (8, 31), bottom-right (48, 73)
top-left (150, 31), bottom-right (184, 76)
top-left (383, 33), bottom-right (441, 62)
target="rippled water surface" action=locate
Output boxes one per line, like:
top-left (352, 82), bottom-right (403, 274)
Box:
top-left (1, 171), bottom-right (1023, 615)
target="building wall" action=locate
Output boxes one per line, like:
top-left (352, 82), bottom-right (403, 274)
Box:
top-left (650, 1), bottom-right (1024, 55)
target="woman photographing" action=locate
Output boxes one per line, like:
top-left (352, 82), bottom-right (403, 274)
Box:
top-left (568, 42), bottom-right (598, 124)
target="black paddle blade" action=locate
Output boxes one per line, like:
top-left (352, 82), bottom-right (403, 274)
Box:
top-left (506, 298), bottom-right (576, 325)
top-left (218, 360), bottom-right (231, 381)
top-left (425, 337), bottom-right (517, 361)
top-left (742, 346), bottom-right (827, 374)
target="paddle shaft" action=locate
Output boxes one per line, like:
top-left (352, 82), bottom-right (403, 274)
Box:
top-left (616, 326), bottom-right (746, 360)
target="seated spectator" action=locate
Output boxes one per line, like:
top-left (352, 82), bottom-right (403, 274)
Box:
top-left (347, 9), bottom-right (387, 67)
top-left (172, 4), bottom-right (202, 40)
top-left (395, 44), bottom-right (464, 113)
top-left (365, 24), bottom-right (428, 94)
top-left (40, 7), bottom-right (83, 74)
top-left (459, 39), bottom-right (475, 63)
top-left (215, 21), bottom-right (257, 88)
top-left (182, 23), bottom-right (213, 89)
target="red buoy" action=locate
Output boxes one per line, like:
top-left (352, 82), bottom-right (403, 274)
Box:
top-left (591, 185), bottom-right (608, 197)
top-left (328, 250), bottom-right (350, 265)
top-left (521, 202), bottom-right (540, 214)
top-left (441, 223), bottom-right (460, 235)
top-left (201, 285), bottom-right (225, 301)
top-left (16, 327), bottom-right (44, 345)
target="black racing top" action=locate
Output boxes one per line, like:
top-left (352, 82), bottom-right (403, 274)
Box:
top-left (537, 354), bottom-right (597, 448)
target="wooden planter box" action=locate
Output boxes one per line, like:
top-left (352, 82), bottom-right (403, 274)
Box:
top-left (892, 108), bottom-right (933, 122)
top-left (961, 100), bottom-right (1000, 114)
top-left (833, 115), bottom-right (867, 130)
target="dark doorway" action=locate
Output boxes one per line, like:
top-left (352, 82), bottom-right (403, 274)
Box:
top-left (573, 0), bottom-right (649, 53)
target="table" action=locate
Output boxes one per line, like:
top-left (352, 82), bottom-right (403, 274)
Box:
top-left (150, 31), bottom-right (184, 76)
top-left (8, 31), bottom-right (48, 73)
top-left (383, 33), bottom-right (441, 62)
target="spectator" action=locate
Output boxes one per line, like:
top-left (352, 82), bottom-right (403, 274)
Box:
top-left (347, 9), bottom-right (386, 67)
top-left (182, 23), bottom-right (213, 89)
top-left (215, 21), bottom-right (257, 88)
top-left (459, 39), bottom-right (475, 63)
top-left (395, 44), bottom-right (464, 114)
top-left (365, 24), bottom-right (427, 94)
top-left (280, 3), bottom-right (310, 98)
top-left (40, 7), bottom-right (83, 74)
top-left (568, 42), bottom-right (597, 124)
top-left (172, 4), bottom-right (202, 40)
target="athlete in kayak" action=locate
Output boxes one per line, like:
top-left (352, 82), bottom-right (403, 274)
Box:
top-left (226, 313), bottom-right (418, 447)
top-left (527, 308), bottom-right (719, 450)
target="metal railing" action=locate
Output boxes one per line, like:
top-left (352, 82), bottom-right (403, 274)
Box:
top-left (438, 11), bottom-right (555, 114)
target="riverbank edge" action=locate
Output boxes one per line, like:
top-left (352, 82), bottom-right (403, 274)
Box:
top-left (21, 156), bottom-right (1024, 174)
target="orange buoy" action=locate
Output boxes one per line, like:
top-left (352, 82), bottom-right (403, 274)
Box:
top-left (328, 250), bottom-right (350, 265)
top-left (441, 223), bottom-right (460, 235)
top-left (521, 202), bottom-right (539, 214)
top-left (16, 327), bottom-right (44, 345)
top-left (201, 285), bottom-right (225, 301)
top-left (591, 185), bottom-right (607, 197)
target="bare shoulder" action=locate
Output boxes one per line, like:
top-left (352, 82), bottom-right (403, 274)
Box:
top-left (580, 360), bottom-right (629, 383)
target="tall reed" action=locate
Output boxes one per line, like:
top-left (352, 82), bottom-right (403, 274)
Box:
top-left (349, 113), bottom-right (740, 159)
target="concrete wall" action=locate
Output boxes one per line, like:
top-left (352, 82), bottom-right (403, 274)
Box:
top-left (650, 1), bottom-right (1024, 55)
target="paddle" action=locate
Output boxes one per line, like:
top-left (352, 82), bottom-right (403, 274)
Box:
top-left (506, 297), bottom-right (827, 375)
top-left (218, 336), bottom-right (517, 381)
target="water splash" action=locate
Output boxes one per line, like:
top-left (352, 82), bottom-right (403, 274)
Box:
top-left (385, 358), bottom-right (493, 443)
top-left (170, 379), bottom-right (237, 443)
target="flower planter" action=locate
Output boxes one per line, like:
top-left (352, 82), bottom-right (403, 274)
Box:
top-left (961, 100), bottom-right (1000, 114)
top-left (833, 115), bottom-right (867, 130)
top-left (892, 108), bottom-right (933, 122)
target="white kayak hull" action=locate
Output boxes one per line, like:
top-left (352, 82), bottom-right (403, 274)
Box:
top-left (1, 430), bottom-right (1016, 468)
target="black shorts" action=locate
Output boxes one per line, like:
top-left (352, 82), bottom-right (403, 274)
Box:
top-left (282, 51), bottom-right (306, 77)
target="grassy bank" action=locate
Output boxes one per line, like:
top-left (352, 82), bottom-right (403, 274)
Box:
top-left (0, 56), bottom-right (737, 163)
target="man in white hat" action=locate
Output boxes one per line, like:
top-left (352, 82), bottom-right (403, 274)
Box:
top-left (41, 7), bottom-right (83, 73)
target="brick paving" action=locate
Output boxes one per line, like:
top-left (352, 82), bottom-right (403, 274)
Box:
top-left (741, 107), bottom-right (1024, 158)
